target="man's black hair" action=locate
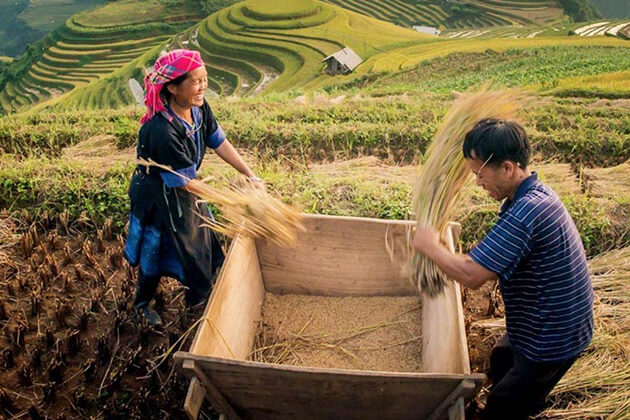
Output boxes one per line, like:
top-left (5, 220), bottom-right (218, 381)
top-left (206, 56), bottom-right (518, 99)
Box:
top-left (462, 118), bottom-right (531, 168)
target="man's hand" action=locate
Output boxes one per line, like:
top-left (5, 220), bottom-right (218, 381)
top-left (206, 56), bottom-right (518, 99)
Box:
top-left (413, 225), bottom-right (497, 289)
top-left (412, 227), bottom-right (441, 256)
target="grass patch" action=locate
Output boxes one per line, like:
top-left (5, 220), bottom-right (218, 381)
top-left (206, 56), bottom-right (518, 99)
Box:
top-left (4, 95), bottom-right (628, 167)
top-left (0, 150), bottom-right (625, 257)
top-left (344, 46), bottom-right (630, 96)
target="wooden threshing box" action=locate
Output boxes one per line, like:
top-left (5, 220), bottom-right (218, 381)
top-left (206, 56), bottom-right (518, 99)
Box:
top-left (175, 214), bottom-right (486, 420)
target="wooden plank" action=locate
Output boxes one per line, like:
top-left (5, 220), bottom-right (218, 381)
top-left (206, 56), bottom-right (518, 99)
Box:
top-left (184, 376), bottom-right (206, 420)
top-left (426, 379), bottom-right (475, 420)
top-left (422, 222), bottom-right (471, 374)
top-left (190, 236), bottom-right (265, 359)
top-left (256, 214), bottom-right (417, 296)
top-left (175, 352), bottom-right (486, 420)
top-left (182, 360), bottom-right (242, 420)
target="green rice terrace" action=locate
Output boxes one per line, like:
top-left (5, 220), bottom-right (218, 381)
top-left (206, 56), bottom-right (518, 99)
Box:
top-left (2, 0), bottom-right (630, 113)
top-left (0, 0), bottom-right (629, 418)
top-left (325, 0), bottom-right (567, 29)
top-left (0, 0), bottom-right (203, 113)
top-left (0, 0), bottom-right (106, 57)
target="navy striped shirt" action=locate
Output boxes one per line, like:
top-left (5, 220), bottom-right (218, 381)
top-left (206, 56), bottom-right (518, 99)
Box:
top-left (469, 173), bottom-right (594, 362)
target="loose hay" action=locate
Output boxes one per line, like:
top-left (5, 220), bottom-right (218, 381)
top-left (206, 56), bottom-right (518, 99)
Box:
top-left (138, 159), bottom-right (304, 245)
top-left (251, 294), bottom-right (423, 372)
top-left (584, 160), bottom-right (630, 199)
top-left (412, 88), bottom-right (522, 296)
top-left (539, 248), bottom-right (630, 419)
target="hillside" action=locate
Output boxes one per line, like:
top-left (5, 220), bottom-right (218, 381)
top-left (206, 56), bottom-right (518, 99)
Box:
top-left (324, 0), bottom-right (567, 30)
top-left (0, 0), bottom-right (204, 113)
top-left (193, 0), bottom-right (425, 93)
top-left (441, 18), bottom-right (630, 39)
top-left (0, 0), bottom-right (628, 114)
top-left (0, 0), bottom-right (105, 57)
top-left (591, 0), bottom-right (630, 18)
top-left (1, 92), bottom-right (630, 418)
top-left (38, 0), bottom-right (429, 111)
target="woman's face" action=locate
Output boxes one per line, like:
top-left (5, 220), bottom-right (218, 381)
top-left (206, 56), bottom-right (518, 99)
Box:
top-left (168, 66), bottom-right (208, 108)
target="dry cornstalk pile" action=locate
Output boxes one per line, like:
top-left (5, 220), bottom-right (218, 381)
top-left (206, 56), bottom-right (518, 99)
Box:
top-left (251, 294), bottom-right (423, 372)
top-left (412, 88), bottom-right (522, 296)
top-left (138, 159), bottom-right (304, 246)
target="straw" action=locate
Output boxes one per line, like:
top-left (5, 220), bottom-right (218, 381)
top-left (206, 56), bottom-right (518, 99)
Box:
top-left (137, 158), bottom-right (304, 246)
top-left (411, 87), bottom-right (522, 296)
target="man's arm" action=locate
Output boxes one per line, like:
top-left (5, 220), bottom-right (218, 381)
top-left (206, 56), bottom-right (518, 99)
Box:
top-left (413, 228), bottom-right (497, 289)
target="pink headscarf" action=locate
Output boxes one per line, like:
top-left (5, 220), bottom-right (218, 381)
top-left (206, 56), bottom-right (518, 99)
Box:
top-left (140, 49), bottom-right (205, 124)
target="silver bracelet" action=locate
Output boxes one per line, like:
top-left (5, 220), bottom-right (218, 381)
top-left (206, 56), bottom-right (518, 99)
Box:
top-left (249, 175), bottom-right (262, 183)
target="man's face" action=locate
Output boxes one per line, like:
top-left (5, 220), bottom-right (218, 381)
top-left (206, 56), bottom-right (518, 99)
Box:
top-left (466, 155), bottom-right (511, 201)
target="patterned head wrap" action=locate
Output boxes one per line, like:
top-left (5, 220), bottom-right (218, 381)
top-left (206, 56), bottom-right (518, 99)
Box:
top-left (140, 49), bottom-right (205, 125)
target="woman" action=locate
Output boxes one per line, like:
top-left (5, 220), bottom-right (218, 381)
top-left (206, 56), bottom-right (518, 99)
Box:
top-left (124, 49), bottom-right (261, 326)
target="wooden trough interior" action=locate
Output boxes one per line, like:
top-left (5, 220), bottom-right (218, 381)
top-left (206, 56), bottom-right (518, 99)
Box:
top-left (175, 214), bottom-right (486, 419)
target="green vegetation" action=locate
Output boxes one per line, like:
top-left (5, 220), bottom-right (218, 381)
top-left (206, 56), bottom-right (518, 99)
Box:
top-left (52, 43), bottom-right (164, 111)
top-left (3, 0), bottom-right (628, 113)
top-left (0, 0), bottom-right (104, 57)
top-left (333, 46), bottom-right (630, 96)
top-left (2, 93), bottom-right (628, 165)
top-left (0, 154), bottom-right (130, 229)
top-left (559, 0), bottom-right (602, 21)
top-left (441, 18), bottom-right (630, 40)
top-left (193, 0), bottom-right (424, 96)
top-left (591, 0), bottom-right (630, 18)
top-left (353, 36), bottom-right (628, 75)
top-left (0, 140), bottom-right (625, 257)
top-left (0, 0), bottom-right (205, 114)
top-left (17, 0), bottom-right (105, 32)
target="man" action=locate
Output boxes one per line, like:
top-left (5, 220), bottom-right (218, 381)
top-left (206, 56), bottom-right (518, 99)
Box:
top-left (413, 119), bottom-right (593, 419)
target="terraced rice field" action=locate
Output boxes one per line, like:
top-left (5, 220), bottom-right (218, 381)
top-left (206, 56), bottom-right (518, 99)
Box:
top-left (16, 0), bottom-right (104, 32)
top-left (0, 0), bottom-right (200, 113)
top-left (443, 19), bottom-right (630, 40)
top-left (337, 46), bottom-right (630, 102)
top-left (573, 20), bottom-right (630, 37)
top-left (324, 0), bottom-right (564, 29)
top-left (357, 36), bottom-right (630, 74)
top-left (538, 70), bottom-right (630, 98)
top-left (175, 0), bottom-right (425, 95)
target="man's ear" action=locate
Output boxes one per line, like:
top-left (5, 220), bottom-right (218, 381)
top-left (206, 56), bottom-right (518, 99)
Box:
top-left (503, 160), bottom-right (516, 177)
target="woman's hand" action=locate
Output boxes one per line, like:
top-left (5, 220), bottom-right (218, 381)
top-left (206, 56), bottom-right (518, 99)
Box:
top-left (248, 175), bottom-right (266, 190)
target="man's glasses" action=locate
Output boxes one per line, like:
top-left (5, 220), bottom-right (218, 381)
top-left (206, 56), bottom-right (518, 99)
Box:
top-left (474, 153), bottom-right (494, 180)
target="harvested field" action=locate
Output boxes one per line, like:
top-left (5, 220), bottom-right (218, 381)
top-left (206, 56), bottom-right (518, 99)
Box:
top-left (0, 215), bottom-right (215, 418)
top-left (251, 293), bottom-right (423, 372)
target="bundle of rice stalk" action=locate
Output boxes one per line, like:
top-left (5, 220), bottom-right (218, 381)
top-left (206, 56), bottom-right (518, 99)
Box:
top-left (412, 88), bottom-right (522, 296)
top-left (138, 159), bottom-right (304, 246)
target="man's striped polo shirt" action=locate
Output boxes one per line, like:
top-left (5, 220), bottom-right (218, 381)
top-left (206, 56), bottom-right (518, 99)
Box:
top-left (469, 172), bottom-right (594, 362)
